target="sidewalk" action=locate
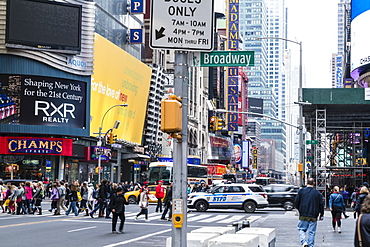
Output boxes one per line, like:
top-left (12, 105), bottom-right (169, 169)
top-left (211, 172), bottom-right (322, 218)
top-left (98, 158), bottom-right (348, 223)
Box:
top-left (253, 209), bottom-right (356, 247)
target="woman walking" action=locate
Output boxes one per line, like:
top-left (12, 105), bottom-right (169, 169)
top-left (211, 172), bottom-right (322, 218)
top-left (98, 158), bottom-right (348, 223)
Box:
top-left (135, 187), bottom-right (150, 222)
top-left (80, 182), bottom-right (89, 216)
top-left (108, 187), bottom-right (129, 233)
top-left (32, 182), bottom-right (44, 215)
top-left (329, 186), bottom-right (346, 233)
top-left (25, 181), bottom-right (33, 214)
top-left (355, 186), bottom-right (369, 217)
top-left (65, 184), bottom-right (79, 217)
top-left (49, 183), bottom-right (59, 214)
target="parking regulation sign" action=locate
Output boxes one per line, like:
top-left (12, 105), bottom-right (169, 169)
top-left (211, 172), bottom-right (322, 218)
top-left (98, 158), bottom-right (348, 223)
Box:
top-left (150, 0), bottom-right (214, 51)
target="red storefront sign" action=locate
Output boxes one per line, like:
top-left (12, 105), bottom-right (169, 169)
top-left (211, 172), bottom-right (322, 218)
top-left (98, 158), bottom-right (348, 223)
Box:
top-left (0, 136), bottom-right (72, 156)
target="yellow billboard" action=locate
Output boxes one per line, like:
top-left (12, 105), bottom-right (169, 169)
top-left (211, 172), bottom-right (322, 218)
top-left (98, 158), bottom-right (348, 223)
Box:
top-left (91, 33), bottom-right (151, 145)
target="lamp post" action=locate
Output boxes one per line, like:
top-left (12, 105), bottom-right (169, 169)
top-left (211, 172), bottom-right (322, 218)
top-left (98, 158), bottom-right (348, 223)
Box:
top-left (256, 37), bottom-right (304, 186)
top-left (97, 104), bottom-right (128, 182)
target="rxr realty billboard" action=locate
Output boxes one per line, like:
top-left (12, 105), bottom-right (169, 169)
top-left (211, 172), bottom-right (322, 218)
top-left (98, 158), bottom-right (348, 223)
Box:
top-left (0, 74), bottom-right (86, 128)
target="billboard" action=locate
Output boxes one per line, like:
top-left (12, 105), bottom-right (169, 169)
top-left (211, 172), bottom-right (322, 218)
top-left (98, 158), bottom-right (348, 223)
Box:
top-left (91, 33), bottom-right (152, 145)
top-left (351, 0), bottom-right (370, 80)
top-left (6, 0), bottom-right (82, 53)
top-left (0, 74), bottom-right (86, 128)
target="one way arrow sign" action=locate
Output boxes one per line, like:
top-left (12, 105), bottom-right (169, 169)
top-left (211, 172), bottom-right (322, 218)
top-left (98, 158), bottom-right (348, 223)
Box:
top-left (155, 27), bottom-right (165, 40)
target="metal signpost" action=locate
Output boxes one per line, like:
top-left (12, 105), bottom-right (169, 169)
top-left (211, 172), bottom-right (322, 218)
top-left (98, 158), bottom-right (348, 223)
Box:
top-left (150, 1), bottom-right (214, 246)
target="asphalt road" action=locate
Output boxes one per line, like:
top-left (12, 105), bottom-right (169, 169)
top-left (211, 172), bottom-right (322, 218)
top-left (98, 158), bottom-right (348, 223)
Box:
top-left (0, 202), bottom-right (275, 247)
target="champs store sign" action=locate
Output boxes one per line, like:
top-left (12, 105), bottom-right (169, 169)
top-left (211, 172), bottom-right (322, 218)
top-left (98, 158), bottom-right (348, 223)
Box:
top-left (0, 137), bottom-right (72, 156)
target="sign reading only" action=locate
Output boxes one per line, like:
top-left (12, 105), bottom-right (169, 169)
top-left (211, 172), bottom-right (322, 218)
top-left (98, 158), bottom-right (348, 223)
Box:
top-left (150, 0), bottom-right (214, 51)
top-left (200, 51), bottom-right (255, 67)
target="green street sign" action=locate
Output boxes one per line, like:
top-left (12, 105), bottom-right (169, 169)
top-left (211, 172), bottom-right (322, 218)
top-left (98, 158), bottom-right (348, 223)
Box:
top-left (306, 140), bottom-right (318, 145)
top-left (200, 51), bottom-right (255, 67)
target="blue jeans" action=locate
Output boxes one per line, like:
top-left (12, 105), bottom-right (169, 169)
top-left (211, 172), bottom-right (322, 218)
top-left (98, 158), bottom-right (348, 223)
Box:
top-left (298, 220), bottom-right (317, 247)
top-left (65, 201), bottom-right (79, 216)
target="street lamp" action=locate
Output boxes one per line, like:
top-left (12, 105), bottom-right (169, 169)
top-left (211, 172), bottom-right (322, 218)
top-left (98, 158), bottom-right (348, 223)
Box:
top-left (256, 37), bottom-right (304, 186)
top-left (97, 104), bottom-right (128, 182)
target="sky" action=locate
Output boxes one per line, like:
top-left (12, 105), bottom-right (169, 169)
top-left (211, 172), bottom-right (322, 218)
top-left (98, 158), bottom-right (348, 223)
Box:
top-left (214, 0), bottom-right (339, 88)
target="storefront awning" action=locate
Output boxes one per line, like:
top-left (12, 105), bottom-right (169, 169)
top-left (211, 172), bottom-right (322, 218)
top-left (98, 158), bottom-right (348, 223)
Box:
top-left (121, 153), bottom-right (150, 159)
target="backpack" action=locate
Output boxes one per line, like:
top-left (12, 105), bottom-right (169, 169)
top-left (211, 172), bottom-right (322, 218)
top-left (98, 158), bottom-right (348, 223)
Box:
top-left (92, 189), bottom-right (100, 199)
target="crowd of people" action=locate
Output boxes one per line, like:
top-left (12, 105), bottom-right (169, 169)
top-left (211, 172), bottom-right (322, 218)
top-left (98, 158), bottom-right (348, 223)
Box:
top-left (0, 179), bottom-right (174, 234)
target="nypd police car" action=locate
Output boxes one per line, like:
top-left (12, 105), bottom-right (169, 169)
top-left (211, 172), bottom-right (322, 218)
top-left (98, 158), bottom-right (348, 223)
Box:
top-left (187, 183), bottom-right (268, 213)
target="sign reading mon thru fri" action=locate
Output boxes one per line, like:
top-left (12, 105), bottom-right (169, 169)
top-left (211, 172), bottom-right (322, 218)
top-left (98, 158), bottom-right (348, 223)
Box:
top-left (150, 0), bottom-right (214, 51)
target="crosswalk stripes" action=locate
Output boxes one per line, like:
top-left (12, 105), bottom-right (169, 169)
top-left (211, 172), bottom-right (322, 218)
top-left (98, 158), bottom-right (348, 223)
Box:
top-left (198, 214), bottom-right (229, 223)
top-left (218, 215), bottom-right (247, 223)
top-left (187, 214), bottom-right (213, 222)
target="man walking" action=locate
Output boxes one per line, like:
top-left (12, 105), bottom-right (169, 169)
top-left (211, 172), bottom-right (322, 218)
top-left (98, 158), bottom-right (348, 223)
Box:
top-left (155, 180), bottom-right (165, 213)
top-left (294, 178), bottom-right (324, 247)
top-left (55, 181), bottom-right (67, 215)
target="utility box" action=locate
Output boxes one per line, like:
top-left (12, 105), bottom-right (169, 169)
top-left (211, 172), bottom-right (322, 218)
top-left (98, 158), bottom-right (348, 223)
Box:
top-left (161, 97), bottom-right (182, 133)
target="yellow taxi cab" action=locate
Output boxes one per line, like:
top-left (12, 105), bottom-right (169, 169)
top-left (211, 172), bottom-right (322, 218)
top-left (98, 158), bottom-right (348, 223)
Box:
top-left (124, 185), bottom-right (166, 204)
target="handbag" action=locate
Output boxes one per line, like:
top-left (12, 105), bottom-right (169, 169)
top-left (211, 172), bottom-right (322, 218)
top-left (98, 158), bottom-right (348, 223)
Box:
top-left (357, 214), bottom-right (363, 247)
top-left (4, 199), bottom-right (10, 207)
top-left (77, 191), bottom-right (82, 202)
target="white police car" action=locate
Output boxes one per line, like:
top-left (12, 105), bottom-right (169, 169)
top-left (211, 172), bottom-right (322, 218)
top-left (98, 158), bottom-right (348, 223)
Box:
top-left (187, 183), bottom-right (268, 213)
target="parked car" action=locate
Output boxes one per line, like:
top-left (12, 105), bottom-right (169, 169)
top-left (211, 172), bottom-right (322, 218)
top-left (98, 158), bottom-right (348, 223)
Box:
top-left (124, 185), bottom-right (166, 204)
top-left (187, 183), bottom-right (268, 213)
top-left (263, 184), bottom-right (299, 211)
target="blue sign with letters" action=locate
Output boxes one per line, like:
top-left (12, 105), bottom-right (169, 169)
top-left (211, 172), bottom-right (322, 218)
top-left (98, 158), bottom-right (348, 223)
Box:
top-left (130, 29), bottom-right (143, 44)
top-left (131, 0), bottom-right (144, 14)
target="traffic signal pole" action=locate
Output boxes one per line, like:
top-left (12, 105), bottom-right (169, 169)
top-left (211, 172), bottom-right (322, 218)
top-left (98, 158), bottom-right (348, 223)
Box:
top-left (172, 51), bottom-right (188, 247)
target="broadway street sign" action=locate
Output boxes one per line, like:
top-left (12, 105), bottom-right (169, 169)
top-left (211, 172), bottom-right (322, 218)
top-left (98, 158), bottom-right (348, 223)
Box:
top-left (200, 51), bottom-right (254, 67)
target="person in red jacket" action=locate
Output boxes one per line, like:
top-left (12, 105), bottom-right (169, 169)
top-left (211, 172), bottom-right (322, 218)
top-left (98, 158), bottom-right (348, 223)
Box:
top-left (155, 180), bottom-right (165, 213)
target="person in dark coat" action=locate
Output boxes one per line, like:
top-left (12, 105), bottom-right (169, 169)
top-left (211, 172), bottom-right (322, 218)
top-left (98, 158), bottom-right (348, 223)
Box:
top-left (160, 182), bottom-right (173, 220)
top-left (109, 187), bottom-right (129, 234)
top-left (294, 178), bottom-right (324, 247)
top-left (355, 194), bottom-right (370, 247)
top-left (354, 186), bottom-right (369, 217)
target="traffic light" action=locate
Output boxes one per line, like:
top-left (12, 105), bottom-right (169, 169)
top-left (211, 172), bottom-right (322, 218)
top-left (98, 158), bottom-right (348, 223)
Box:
top-left (209, 116), bottom-right (216, 131)
top-left (108, 133), bottom-right (118, 144)
top-left (215, 117), bottom-right (223, 130)
top-left (161, 95), bottom-right (182, 133)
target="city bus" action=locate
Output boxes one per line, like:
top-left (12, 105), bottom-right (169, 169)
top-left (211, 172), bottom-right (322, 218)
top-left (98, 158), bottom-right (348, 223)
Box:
top-left (147, 162), bottom-right (208, 186)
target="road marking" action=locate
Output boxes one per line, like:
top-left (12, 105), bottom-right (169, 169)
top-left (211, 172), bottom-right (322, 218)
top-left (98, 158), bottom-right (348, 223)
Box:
top-left (67, 226), bottom-right (97, 232)
top-left (103, 228), bottom-right (172, 247)
top-left (199, 214), bottom-right (229, 222)
top-left (0, 217), bottom-right (83, 228)
top-left (218, 215), bottom-right (245, 223)
top-left (187, 214), bottom-right (211, 221)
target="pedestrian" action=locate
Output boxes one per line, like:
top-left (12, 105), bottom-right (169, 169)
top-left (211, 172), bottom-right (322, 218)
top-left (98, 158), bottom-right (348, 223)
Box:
top-left (24, 181), bottom-right (33, 214)
top-left (17, 183), bottom-right (27, 215)
top-left (135, 187), bottom-right (150, 222)
top-left (351, 188), bottom-right (359, 209)
top-left (8, 185), bottom-right (19, 215)
top-left (32, 182), bottom-right (44, 215)
top-left (0, 181), bottom-right (5, 213)
top-left (294, 178), bottom-right (324, 247)
top-left (187, 184), bottom-right (191, 194)
top-left (354, 186), bottom-right (369, 218)
top-left (108, 187), bottom-right (129, 234)
top-left (87, 183), bottom-right (94, 211)
top-left (354, 194), bottom-right (370, 247)
top-left (340, 186), bottom-right (349, 207)
top-left (105, 181), bottom-right (113, 219)
top-left (155, 180), bottom-right (165, 213)
top-left (329, 186), bottom-right (347, 233)
top-left (161, 182), bottom-right (173, 221)
top-left (65, 184), bottom-right (79, 216)
top-left (80, 182), bottom-right (89, 216)
top-left (90, 180), bottom-right (108, 218)
top-left (49, 182), bottom-right (59, 214)
top-left (55, 181), bottom-right (67, 215)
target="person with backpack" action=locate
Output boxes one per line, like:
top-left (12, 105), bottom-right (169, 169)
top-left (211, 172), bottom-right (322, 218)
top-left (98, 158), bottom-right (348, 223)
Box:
top-left (329, 186), bottom-right (347, 233)
top-left (108, 187), bottom-right (129, 233)
top-left (161, 182), bottom-right (173, 221)
top-left (90, 180), bottom-right (108, 218)
top-left (32, 182), bottom-right (44, 215)
top-left (105, 181), bottom-right (113, 219)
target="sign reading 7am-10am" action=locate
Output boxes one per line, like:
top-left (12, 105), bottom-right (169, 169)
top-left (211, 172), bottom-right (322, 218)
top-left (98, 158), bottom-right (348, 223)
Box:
top-left (150, 0), bottom-right (214, 51)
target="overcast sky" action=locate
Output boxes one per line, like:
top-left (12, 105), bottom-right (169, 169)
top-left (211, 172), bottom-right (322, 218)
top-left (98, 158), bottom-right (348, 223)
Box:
top-left (215, 0), bottom-right (339, 88)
